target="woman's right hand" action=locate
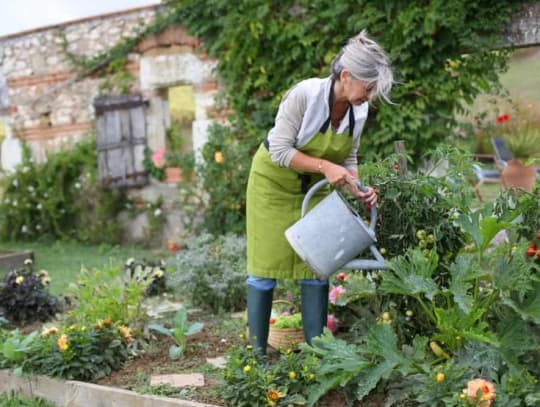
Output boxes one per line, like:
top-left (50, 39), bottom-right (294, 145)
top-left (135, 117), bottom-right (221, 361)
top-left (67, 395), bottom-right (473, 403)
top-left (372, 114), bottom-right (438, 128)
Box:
top-left (321, 161), bottom-right (353, 186)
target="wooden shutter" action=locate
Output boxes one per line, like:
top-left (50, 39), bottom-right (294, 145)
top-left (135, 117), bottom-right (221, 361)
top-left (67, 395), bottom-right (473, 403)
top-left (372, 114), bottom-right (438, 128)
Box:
top-left (94, 94), bottom-right (148, 188)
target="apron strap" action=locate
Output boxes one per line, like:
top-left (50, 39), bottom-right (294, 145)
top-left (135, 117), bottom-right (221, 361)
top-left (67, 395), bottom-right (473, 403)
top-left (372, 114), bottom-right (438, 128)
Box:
top-left (319, 78), bottom-right (355, 137)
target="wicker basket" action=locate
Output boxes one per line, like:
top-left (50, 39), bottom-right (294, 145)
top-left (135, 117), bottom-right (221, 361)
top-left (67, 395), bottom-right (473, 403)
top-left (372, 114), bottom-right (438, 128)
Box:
top-left (267, 300), bottom-right (304, 350)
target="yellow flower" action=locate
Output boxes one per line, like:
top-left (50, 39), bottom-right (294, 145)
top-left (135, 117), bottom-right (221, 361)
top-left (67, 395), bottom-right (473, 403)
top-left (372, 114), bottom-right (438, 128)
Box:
top-left (41, 326), bottom-right (58, 336)
top-left (267, 389), bottom-right (286, 405)
top-left (214, 151), bottom-right (224, 163)
top-left (243, 365), bottom-right (251, 373)
top-left (57, 334), bottom-right (69, 352)
top-left (246, 344), bottom-right (253, 350)
top-left (118, 326), bottom-right (133, 343)
top-left (153, 269), bottom-right (164, 278)
top-left (15, 276), bottom-right (24, 285)
top-left (288, 371), bottom-right (296, 380)
top-left (436, 373), bottom-right (445, 382)
top-left (102, 318), bottom-right (113, 327)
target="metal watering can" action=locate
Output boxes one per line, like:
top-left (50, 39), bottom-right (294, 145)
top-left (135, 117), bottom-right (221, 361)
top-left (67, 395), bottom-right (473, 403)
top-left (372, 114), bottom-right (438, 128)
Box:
top-left (285, 179), bottom-right (388, 280)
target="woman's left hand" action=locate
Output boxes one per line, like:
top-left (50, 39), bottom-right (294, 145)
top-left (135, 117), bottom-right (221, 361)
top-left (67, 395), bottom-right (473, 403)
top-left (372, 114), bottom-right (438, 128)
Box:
top-left (345, 178), bottom-right (378, 206)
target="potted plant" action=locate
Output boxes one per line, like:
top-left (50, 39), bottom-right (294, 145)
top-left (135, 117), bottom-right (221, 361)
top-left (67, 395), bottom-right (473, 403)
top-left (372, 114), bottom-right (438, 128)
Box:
top-left (164, 150), bottom-right (196, 183)
top-left (498, 119), bottom-right (540, 192)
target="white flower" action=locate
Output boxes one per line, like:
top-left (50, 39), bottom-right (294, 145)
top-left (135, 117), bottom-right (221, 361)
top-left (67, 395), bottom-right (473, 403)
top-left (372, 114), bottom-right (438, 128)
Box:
top-left (24, 258), bottom-right (33, 265)
top-left (36, 224), bottom-right (42, 230)
top-left (4, 198), bottom-right (10, 204)
top-left (37, 203), bottom-right (42, 210)
top-left (22, 166), bottom-right (30, 173)
top-left (125, 258), bottom-right (135, 266)
top-left (12, 179), bottom-right (18, 187)
top-left (74, 182), bottom-right (81, 189)
top-left (28, 186), bottom-right (34, 192)
top-left (21, 225), bottom-right (28, 233)
top-left (153, 208), bottom-right (162, 217)
top-left (12, 200), bottom-right (17, 207)
top-left (44, 193), bottom-right (48, 198)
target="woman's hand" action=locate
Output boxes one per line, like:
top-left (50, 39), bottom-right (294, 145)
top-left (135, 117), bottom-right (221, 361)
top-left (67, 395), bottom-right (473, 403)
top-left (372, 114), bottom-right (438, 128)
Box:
top-left (344, 177), bottom-right (378, 207)
top-left (321, 161), bottom-right (354, 186)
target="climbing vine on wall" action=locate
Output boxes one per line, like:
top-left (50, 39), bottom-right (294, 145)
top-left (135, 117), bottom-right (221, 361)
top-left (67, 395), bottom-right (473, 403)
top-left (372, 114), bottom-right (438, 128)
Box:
top-left (165, 0), bottom-right (525, 234)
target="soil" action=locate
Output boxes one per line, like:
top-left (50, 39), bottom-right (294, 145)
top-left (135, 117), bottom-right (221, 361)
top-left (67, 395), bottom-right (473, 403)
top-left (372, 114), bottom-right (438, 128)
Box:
top-left (95, 311), bottom-right (385, 407)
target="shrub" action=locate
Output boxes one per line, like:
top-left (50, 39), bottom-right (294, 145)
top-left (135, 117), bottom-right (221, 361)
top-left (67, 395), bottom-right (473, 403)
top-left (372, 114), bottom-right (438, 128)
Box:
top-left (168, 233), bottom-right (246, 313)
top-left (0, 139), bottom-right (127, 243)
top-left (0, 261), bottom-right (58, 324)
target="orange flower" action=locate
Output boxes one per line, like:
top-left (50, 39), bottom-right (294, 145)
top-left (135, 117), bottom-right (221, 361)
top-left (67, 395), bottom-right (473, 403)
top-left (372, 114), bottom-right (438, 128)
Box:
top-left (267, 389), bottom-right (286, 406)
top-left (57, 334), bottom-right (69, 352)
top-left (102, 318), bottom-right (112, 327)
top-left (118, 326), bottom-right (133, 343)
top-left (465, 378), bottom-right (496, 406)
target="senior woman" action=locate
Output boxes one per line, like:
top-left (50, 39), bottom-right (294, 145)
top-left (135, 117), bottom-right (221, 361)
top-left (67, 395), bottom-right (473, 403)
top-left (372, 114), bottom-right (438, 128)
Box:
top-left (246, 30), bottom-right (394, 354)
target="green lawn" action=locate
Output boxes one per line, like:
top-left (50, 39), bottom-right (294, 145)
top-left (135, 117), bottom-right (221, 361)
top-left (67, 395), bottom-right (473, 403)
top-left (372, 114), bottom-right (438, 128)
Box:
top-left (0, 241), bottom-right (170, 295)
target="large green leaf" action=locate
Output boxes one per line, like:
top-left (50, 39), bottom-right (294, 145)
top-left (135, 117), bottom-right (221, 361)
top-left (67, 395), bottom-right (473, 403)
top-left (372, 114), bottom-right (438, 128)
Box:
top-left (381, 249), bottom-right (440, 300)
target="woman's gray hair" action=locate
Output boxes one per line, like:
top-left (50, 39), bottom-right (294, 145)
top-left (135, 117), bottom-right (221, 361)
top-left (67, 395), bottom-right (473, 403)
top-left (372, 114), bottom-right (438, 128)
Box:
top-left (331, 30), bottom-right (394, 103)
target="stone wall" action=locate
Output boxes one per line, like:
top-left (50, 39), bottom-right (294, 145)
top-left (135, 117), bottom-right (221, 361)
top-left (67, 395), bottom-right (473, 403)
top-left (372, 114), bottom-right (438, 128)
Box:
top-left (0, 4), bottom-right (219, 163)
top-left (0, 5), bottom-right (221, 244)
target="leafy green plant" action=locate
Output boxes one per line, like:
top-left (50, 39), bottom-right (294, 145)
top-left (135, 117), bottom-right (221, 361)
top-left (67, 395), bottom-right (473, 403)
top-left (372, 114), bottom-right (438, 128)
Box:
top-left (148, 307), bottom-right (203, 360)
top-left (0, 139), bottom-right (127, 243)
top-left (27, 322), bottom-right (130, 381)
top-left (221, 341), bottom-right (319, 406)
top-left (0, 261), bottom-right (59, 324)
top-left (66, 264), bottom-right (150, 326)
top-left (168, 233), bottom-right (247, 312)
top-left (0, 330), bottom-right (39, 371)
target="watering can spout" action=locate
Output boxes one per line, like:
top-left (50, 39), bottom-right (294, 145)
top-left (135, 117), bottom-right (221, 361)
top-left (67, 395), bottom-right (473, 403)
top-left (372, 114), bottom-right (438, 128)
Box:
top-left (341, 245), bottom-right (388, 271)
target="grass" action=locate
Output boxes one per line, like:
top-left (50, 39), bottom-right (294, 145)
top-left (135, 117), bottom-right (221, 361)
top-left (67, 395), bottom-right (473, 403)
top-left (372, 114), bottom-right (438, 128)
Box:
top-left (0, 241), bottom-right (170, 295)
top-left (0, 391), bottom-right (56, 407)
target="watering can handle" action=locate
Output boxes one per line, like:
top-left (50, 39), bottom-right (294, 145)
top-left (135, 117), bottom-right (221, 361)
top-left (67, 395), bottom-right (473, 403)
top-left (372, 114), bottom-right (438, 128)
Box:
top-left (300, 179), bottom-right (378, 232)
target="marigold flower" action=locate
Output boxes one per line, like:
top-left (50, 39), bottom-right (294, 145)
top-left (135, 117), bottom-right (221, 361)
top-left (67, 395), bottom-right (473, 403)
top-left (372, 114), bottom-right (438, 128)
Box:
top-left (267, 389), bottom-right (285, 405)
top-left (243, 365), bottom-right (251, 373)
top-left (57, 334), bottom-right (69, 351)
top-left (436, 372), bottom-right (445, 382)
top-left (465, 378), bottom-right (496, 406)
top-left (41, 326), bottom-right (58, 336)
top-left (329, 286), bottom-right (346, 304)
top-left (118, 326), bottom-right (133, 343)
top-left (288, 371), bottom-right (296, 380)
top-left (15, 276), bottom-right (24, 285)
top-left (214, 151), bottom-right (224, 163)
top-left (102, 318), bottom-right (113, 327)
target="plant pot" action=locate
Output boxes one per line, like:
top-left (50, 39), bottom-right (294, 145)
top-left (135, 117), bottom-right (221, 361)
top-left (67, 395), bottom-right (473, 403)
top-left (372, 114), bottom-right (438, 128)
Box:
top-left (501, 160), bottom-right (537, 193)
top-left (164, 167), bottom-right (182, 183)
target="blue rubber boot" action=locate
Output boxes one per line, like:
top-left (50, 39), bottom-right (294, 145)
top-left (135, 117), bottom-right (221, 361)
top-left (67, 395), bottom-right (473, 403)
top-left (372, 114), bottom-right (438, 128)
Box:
top-left (247, 285), bottom-right (273, 355)
top-left (301, 281), bottom-right (329, 346)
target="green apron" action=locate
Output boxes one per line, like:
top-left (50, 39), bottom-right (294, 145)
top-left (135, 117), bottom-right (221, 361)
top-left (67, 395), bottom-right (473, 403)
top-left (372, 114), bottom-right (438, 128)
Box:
top-left (246, 126), bottom-right (354, 279)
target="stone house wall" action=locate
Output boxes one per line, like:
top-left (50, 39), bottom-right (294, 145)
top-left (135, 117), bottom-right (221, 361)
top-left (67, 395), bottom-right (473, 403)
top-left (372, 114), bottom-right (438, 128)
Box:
top-left (0, 4), bottom-right (221, 244)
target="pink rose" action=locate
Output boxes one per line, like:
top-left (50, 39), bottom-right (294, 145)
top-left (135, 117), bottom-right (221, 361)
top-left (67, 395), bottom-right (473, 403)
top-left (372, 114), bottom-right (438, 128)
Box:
top-left (336, 272), bottom-right (348, 282)
top-left (329, 286), bottom-right (346, 305)
top-left (326, 314), bottom-right (337, 333)
top-left (152, 147), bottom-right (166, 168)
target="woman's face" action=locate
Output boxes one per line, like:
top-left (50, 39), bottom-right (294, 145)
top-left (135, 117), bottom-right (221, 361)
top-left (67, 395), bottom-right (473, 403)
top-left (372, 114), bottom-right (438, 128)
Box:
top-left (340, 70), bottom-right (375, 105)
